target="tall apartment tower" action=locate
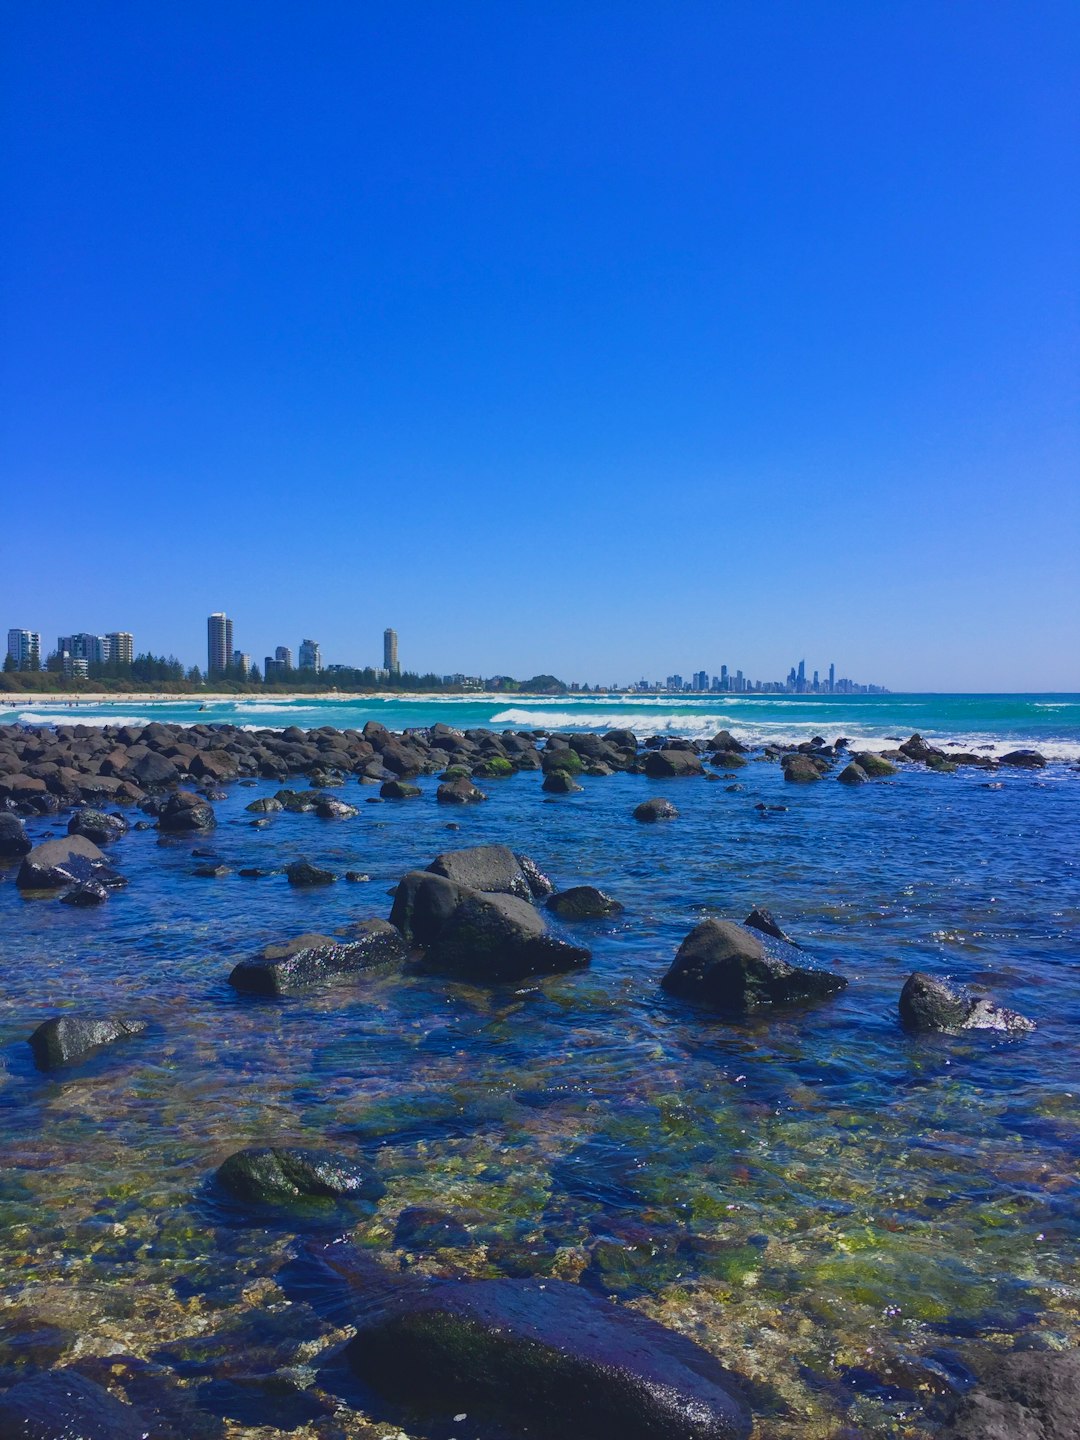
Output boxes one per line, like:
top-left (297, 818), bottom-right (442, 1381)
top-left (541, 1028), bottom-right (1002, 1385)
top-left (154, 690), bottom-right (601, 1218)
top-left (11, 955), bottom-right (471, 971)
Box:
top-left (383, 628), bottom-right (399, 674)
top-left (207, 613), bottom-right (233, 675)
top-left (275, 645), bottom-right (293, 669)
top-left (298, 639), bottom-right (321, 672)
top-left (105, 632), bottom-right (134, 665)
top-left (828, 662), bottom-right (835, 693)
top-left (6, 629), bottom-right (41, 670)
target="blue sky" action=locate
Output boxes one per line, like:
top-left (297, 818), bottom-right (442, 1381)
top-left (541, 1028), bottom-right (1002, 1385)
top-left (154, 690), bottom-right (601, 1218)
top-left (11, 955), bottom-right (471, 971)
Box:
top-left (2, 1), bottom-right (1077, 690)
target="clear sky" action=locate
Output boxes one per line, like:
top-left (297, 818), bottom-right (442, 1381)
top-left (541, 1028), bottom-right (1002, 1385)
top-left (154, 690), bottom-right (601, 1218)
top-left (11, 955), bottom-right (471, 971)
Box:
top-left (2, 1), bottom-right (1077, 691)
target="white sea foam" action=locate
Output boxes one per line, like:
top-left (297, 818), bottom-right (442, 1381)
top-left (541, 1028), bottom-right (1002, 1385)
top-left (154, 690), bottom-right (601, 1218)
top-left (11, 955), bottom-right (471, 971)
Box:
top-left (13, 711), bottom-right (152, 728)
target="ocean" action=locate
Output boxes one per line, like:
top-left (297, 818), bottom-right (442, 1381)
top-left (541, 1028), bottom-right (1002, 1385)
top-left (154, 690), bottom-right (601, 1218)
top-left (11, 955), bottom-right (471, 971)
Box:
top-left (0, 693), bottom-right (1077, 1438)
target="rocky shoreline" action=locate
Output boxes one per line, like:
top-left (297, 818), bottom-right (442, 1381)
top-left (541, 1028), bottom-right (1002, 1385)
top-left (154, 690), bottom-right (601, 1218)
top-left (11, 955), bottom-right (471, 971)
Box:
top-left (0, 717), bottom-right (1072, 1439)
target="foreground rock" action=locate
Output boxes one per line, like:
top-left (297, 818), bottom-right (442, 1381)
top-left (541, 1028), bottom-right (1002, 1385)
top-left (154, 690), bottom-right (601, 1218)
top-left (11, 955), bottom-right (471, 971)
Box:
top-left (16, 836), bottom-right (119, 892)
top-left (634, 797), bottom-right (679, 822)
top-left (286, 858), bottom-right (336, 887)
top-left (547, 886), bottom-right (623, 920)
top-left (345, 1276), bottom-right (752, 1440)
top-left (999, 749), bottom-right (1047, 768)
top-left (28, 1015), bottom-right (147, 1071)
top-left (644, 749), bottom-right (704, 778)
top-left (215, 1146), bottom-right (384, 1205)
top-left (853, 751), bottom-right (898, 777)
top-left (391, 871), bottom-right (589, 981)
top-left (0, 1369), bottom-right (150, 1440)
top-left (837, 761), bottom-right (869, 785)
top-left (662, 920), bottom-right (847, 1013)
top-left (941, 1346), bottom-right (1079, 1440)
top-left (782, 754), bottom-right (825, 782)
top-left (67, 807), bottom-right (127, 845)
top-left (158, 790), bottom-right (216, 832)
top-left (899, 972), bottom-right (1035, 1036)
top-left (436, 777), bottom-right (487, 804)
top-left (229, 922), bottom-right (408, 995)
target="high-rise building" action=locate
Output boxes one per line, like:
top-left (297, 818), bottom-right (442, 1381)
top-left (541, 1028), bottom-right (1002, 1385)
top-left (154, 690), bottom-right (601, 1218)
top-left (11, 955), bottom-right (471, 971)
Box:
top-left (232, 651), bottom-right (251, 676)
top-left (275, 645), bottom-right (293, 669)
top-left (207, 613), bottom-right (233, 675)
top-left (797, 659), bottom-right (806, 692)
top-left (298, 639), bottom-right (321, 672)
top-left (828, 662), bottom-right (835, 693)
top-left (105, 632), bottom-right (134, 665)
top-left (692, 670), bottom-right (708, 692)
top-left (6, 629), bottom-right (41, 670)
top-left (383, 628), bottom-right (399, 674)
top-left (58, 633), bottom-right (106, 666)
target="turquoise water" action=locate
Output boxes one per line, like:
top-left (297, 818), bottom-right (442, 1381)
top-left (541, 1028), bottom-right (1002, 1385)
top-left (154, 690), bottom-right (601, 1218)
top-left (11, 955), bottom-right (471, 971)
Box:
top-left (8, 692), bottom-right (1080, 760)
top-left (0, 696), bottom-right (1077, 1438)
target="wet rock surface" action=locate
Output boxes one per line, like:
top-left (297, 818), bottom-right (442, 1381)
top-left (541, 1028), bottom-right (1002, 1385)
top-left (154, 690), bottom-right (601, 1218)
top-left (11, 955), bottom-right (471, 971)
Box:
top-left (941, 1346), bottom-right (1080, 1440)
top-left (662, 919), bottom-right (847, 1013)
top-left (345, 1275), bottom-right (753, 1440)
top-left (28, 1015), bottom-right (147, 1071)
top-left (228, 921), bottom-right (408, 995)
top-left (214, 1146), bottom-right (384, 1206)
top-left (899, 971), bottom-right (1035, 1036)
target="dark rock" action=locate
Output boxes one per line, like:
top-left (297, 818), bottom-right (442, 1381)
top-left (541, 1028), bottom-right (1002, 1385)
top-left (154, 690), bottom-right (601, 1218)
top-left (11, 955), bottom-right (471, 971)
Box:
top-left (547, 886), bottom-right (624, 921)
top-left (16, 835), bottom-right (111, 891)
top-left (941, 1346), bottom-right (1080, 1440)
top-left (709, 750), bottom-right (747, 769)
top-left (229, 921), bottom-right (408, 996)
top-left (28, 1015), bottom-right (147, 1071)
top-left (345, 870), bottom-right (370, 882)
top-left (541, 747), bottom-right (583, 775)
top-left (0, 1368), bottom-right (150, 1440)
top-left (899, 972), bottom-right (1035, 1036)
top-left (314, 797), bottom-right (358, 819)
top-left (999, 750), bottom-right (1047, 768)
top-left (707, 730), bottom-right (747, 753)
top-left (286, 859), bottom-right (336, 887)
top-left (436, 778), bottom-right (487, 805)
top-left (58, 880), bottom-right (111, 906)
top-left (380, 779), bottom-right (421, 799)
top-left (542, 770), bottom-right (583, 793)
top-left (130, 750), bottom-right (181, 788)
top-left (634, 797), bottom-right (679, 822)
top-left (662, 920), bottom-right (847, 1013)
top-left (345, 1276), bottom-right (752, 1440)
top-left (246, 796), bottom-right (283, 813)
top-left (515, 852), bottom-right (554, 898)
top-left (214, 1147), bottom-right (384, 1206)
top-left (66, 808), bottom-right (128, 845)
top-left (0, 812), bottom-right (32, 859)
top-left (193, 863), bottom-right (229, 878)
top-left (899, 733), bottom-right (947, 764)
top-left (744, 907), bottom-right (800, 948)
top-left (852, 751), bottom-right (898, 778)
top-left (837, 762), bottom-right (869, 785)
top-left (781, 754), bottom-right (824, 782)
top-left (643, 749), bottom-right (704, 778)
top-left (158, 791), bottom-right (216, 832)
top-left (389, 871), bottom-right (472, 946)
top-left (426, 844), bottom-right (533, 900)
top-left (423, 891), bottom-right (591, 983)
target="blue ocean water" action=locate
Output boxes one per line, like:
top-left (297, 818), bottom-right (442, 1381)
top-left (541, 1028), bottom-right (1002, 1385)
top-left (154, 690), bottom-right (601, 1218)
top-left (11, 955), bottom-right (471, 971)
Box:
top-left (0, 695), bottom-right (1077, 1437)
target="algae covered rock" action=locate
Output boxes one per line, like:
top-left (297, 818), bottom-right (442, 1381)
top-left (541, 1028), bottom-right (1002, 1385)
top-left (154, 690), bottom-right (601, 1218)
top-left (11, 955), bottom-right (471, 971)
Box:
top-left (381, 778), bottom-right (421, 799)
top-left (899, 971), bottom-right (1035, 1036)
top-left (837, 762), bottom-right (869, 785)
top-left (853, 751), bottom-right (898, 777)
top-left (662, 920), bottom-right (846, 1013)
top-left (345, 1276), bottom-right (752, 1440)
top-left (542, 770), bottom-right (583, 793)
top-left (229, 921), bottom-right (408, 996)
top-left (28, 1014), bottom-right (147, 1071)
top-left (215, 1146), bottom-right (384, 1206)
top-left (782, 754), bottom-right (824, 782)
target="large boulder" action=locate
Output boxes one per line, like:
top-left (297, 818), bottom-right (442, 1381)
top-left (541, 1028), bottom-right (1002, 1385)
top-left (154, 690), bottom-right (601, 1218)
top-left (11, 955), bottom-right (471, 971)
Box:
top-left (286, 859), bottom-right (336, 887)
top-left (67, 808), bottom-right (128, 845)
top-left (422, 891), bottom-right (591, 983)
top-left (852, 751), bottom-right (898, 778)
top-left (16, 835), bottom-right (114, 891)
top-left (426, 845), bottom-right (533, 900)
top-left (0, 812), bottom-right (31, 859)
top-left (215, 1147), bottom-right (384, 1206)
top-left (643, 749), bottom-right (704, 778)
top-left (837, 762), bottom-right (869, 785)
top-left (0, 1369), bottom-right (150, 1440)
top-left (661, 920), bottom-right (847, 1013)
top-left (899, 972), bottom-right (1035, 1036)
top-left (158, 791), bottom-right (216, 833)
top-left (940, 1346), bottom-right (1080, 1440)
top-left (541, 746), bottom-right (583, 776)
top-left (542, 770), bottom-right (583, 793)
top-left (229, 921), bottom-right (408, 996)
top-left (28, 1015), bottom-right (146, 1071)
top-left (345, 1276), bottom-right (752, 1440)
top-left (999, 750), bottom-right (1047, 769)
top-left (130, 749), bottom-right (181, 788)
top-left (436, 778), bottom-right (487, 805)
top-left (390, 871), bottom-right (474, 946)
top-left (782, 754), bottom-right (824, 782)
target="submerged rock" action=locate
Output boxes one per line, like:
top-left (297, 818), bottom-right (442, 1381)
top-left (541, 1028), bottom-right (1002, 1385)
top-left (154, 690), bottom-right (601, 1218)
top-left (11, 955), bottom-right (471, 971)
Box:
top-left (215, 1146), bottom-right (384, 1206)
top-left (547, 886), bottom-right (624, 921)
top-left (345, 1276), bottom-right (752, 1440)
top-left (229, 921), bottom-right (408, 996)
top-left (634, 797), bottom-right (679, 822)
top-left (380, 779), bottom-right (421, 799)
top-left (28, 1015), bottom-right (147, 1071)
top-left (852, 751), bottom-right (898, 778)
top-left (542, 770), bottom-right (583, 793)
top-left (837, 761), bottom-right (869, 785)
top-left (436, 777), bottom-right (487, 804)
top-left (941, 1346), bottom-right (1080, 1440)
top-left (781, 754), bottom-right (824, 782)
top-left (0, 1369), bottom-right (150, 1440)
top-left (286, 858), bottom-right (336, 887)
top-left (158, 791), bottom-right (216, 832)
top-left (899, 971), bottom-right (1035, 1036)
top-left (662, 920), bottom-right (846, 1013)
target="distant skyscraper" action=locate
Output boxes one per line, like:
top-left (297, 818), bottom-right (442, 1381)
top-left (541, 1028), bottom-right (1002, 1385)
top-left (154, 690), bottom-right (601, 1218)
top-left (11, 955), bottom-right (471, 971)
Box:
top-left (6, 629), bottom-right (41, 670)
top-left (207, 613), bottom-right (233, 675)
top-left (232, 651), bottom-right (251, 676)
top-left (58, 633), bottom-right (106, 666)
top-left (797, 659), bottom-right (806, 689)
top-left (383, 627), bottom-right (399, 674)
top-left (105, 632), bottom-right (134, 665)
top-left (298, 638), bottom-right (321, 672)
top-left (275, 645), bottom-right (293, 669)
top-left (828, 662), bottom-right (835, 693)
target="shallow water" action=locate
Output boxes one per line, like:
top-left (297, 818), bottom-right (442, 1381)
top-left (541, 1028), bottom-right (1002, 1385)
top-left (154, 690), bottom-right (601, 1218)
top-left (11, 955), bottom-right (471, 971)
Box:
top-left (1, 733), bottom-right (1078, 1438)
